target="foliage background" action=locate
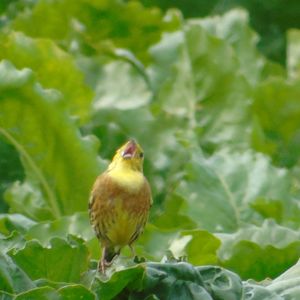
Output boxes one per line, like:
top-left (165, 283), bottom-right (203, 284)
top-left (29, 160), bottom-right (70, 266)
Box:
top-left (1, 0), bottom-right (300, 299)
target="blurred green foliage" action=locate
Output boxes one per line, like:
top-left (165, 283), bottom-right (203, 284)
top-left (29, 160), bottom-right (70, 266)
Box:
top-left (1, 0), bottom-right (300, 299)
top-left (141, 0), bottom-right (300, 65)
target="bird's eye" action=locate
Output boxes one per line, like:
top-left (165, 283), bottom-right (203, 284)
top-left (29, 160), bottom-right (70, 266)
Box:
top-left (139, 152), bottom-right (144, 158)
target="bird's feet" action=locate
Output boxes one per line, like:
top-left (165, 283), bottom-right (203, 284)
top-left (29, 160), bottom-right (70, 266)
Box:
top-left (98, 258), bottom-right (113, 274)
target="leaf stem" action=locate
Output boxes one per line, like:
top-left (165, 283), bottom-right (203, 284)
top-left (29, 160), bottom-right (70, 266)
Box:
top-left (0, 127), bottom-right (61, 218)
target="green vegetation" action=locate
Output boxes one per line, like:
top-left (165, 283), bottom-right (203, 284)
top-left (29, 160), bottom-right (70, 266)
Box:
top-left (1, 1), bottom-right (300, 299)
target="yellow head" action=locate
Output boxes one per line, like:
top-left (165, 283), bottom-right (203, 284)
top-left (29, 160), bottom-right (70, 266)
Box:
top-left (109, 139), bottom-right (145, 172)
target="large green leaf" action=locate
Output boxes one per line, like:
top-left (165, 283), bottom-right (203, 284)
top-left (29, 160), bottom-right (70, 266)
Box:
top-left (173, 148), bottom-right (291, 232)
top-left (0, 60), bottom-right (102, 219)
top-left (92, 262), bottom-right (244, 300)
top-left (8, 236), bottom-right (89, 283)
top-left (218, 220), bottom-right (300, 280)
top-left (188, 9), bottom-right (267, 86)
top-left (25, 212), bottom-right (99, 259)
top-left (0, 31), bottom-right (93, 123)
top-left (26, 212), bottom-right (93, 245)
top-left (148, 21), bottom-right (252, 150)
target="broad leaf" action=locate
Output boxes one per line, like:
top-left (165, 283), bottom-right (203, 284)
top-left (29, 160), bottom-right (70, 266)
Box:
top-left (173, 148), bottom-right (291, 232)
top-left (0, 31), bottom-right (93, 122)
top-left (8, 236), bottom-right (89, 283)
top-left (218, 220), bottom-right (300, 280)
top-left (0, 60), bottom-right (102, 219)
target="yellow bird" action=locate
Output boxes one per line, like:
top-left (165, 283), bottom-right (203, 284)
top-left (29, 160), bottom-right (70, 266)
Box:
top-left (89, 139), bottom-right (152, 272)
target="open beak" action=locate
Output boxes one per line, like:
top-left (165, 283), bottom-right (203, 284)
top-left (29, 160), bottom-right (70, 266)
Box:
top-left (121, 140), bottom-right (136, 159)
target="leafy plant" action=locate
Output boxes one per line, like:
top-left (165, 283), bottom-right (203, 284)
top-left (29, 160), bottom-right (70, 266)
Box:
top-left (1, 1), bottom-right (300, 299)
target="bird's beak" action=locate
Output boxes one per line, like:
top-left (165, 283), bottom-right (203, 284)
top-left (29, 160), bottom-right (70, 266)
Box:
top-left (121, 140), bottom-right (136, 159)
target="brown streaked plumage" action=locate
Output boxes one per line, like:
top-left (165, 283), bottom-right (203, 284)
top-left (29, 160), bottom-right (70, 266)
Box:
top-left (89, 140), bottom-right (152, 273)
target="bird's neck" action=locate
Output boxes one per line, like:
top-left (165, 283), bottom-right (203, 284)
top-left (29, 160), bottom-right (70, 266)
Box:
top-left (108, 164), bottom-right (144, 192)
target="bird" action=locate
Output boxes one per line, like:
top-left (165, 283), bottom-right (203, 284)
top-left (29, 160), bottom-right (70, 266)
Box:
top-left (89, 139), bottom-right (152, 273)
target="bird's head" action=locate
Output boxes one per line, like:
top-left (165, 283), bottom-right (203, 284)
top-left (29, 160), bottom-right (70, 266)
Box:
top-left (110, 139), bottom-right (144, 172)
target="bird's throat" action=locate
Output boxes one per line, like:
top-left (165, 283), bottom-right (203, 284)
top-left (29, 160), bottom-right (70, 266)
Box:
top-left (108, 168), bottom-right (145, 192)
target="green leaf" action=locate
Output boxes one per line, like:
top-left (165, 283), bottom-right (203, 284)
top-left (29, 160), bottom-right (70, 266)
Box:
top-left (0, 60), bottom-right (102, 219)
top-left (268, 260), bottom-right (300, 298)
top-left (189, 9), bottom-right (267, 86)
top-left (57, 284), bottom-right (96, 300)
top-left (92, 60), bottom-right (151, 111)
top-left (153, 194), bottom-right (196, 230)
top-left (243, 282), bottom-right (283, 300)
top-left (12, 0), bottom-right (179, 63)
top-left (14, 287), bottom-right (59, 300)
top-left (169, 230), bottom-right (220, 265)
top-left (8, 236), bottom-right (89, 283)
top-left (4, 182), bottom-right (53, 221)
top-left (132, 262), bottom-right (243, 300)
top-left (92, 264), bottom-right (145, 300)
top-left (0, 31), bottom-right (93, 123)
top-left (0, 231), bottom-right (26, 254)
top-left (135, 224), bottom-right (178, 261)
top-left (13, 284), bottom-right (96, 300)
top-left (218, 220), bottom-right (300, 280)
top-left (149, 22), bottom-right (252, 149)
top-left (196, 265), bottom-right (243, 300)
top-left (252, 78), bottom-right (300, 168)
top-left (251, 197), bottom-right (300, 228)
top-left (0, 291), bottom-right (14, 300)
top-left (0, 213), bottom-right (36, 236)
top-left (173, 148), bottom-right (291, 232)
top-left (0, 139), bottom-right (24, 212)
top-left (26, 212), bottom-right (93, 245)
top-left (25, 212), bottom-right (99, 259)
top-left (0, 253), bottom-right (35, 294)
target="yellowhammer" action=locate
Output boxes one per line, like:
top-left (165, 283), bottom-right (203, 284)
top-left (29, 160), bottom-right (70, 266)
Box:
top-left (89, 139), bottom-right (152, 273)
